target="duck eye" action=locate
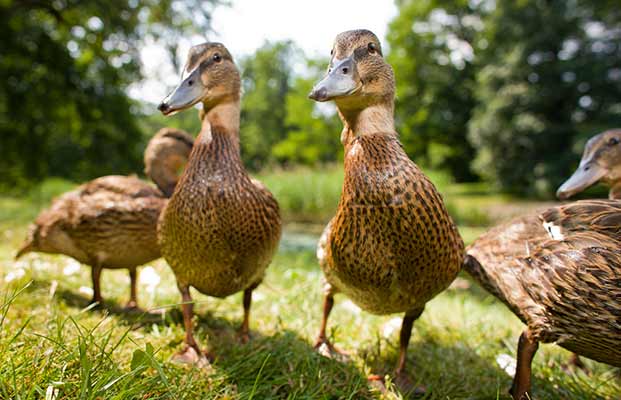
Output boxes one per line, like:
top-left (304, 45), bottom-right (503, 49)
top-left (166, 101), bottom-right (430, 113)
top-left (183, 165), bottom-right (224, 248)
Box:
top-left (213, 53), bottom-right (221, 62)
top-left (368, 42), bottom-right (377, 54)
top-left (330, 49), bottom-right (334, 56)
top-left (609, 137), bottom-right (619, 146)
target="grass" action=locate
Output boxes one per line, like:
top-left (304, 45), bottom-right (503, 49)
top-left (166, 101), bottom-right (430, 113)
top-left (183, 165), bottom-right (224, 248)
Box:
top-left (0, 170), bottom-right (619, 399)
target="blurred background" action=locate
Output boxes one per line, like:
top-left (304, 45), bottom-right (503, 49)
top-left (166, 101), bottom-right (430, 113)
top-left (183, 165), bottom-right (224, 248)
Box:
top-left (1, 0), bottom-right (620, 198)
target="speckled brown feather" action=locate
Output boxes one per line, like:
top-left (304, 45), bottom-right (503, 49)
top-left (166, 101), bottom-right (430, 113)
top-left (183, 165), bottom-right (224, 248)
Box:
top-left (17, 133), bottom-right (192, 304)
top-left (158, 125), bottom-right (282, 298)
top-left (23, 175), bottom-right (165, 268)
top-left (465, 199), bottom-right (621, 366)
top-left (319, 133), bottom-right (464, 314)
top-left (144, 128), bottom-right (195, 197)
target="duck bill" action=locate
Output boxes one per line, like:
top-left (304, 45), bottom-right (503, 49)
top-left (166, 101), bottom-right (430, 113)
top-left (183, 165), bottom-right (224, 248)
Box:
top-left (308, 56), bottom-right (359, 102)
top-left (15, 241), bottom-right (33, 260)
top-left (158, 67), bottom-right (206, 116)
top-left (556, 162), bottom-right (608, 200)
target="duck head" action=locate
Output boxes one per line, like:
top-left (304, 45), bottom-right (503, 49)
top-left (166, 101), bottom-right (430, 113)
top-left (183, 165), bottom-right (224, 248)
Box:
top-left (144, 128), bottom-right (194, 197)
top-left (309, 29), bottom-right (395, 135)
top-left (15, 223), bottom-right (46, 260)
top-left (158, 42), bottom-right (240, 116)
top-left (557, 129), bottom-right (621, 200)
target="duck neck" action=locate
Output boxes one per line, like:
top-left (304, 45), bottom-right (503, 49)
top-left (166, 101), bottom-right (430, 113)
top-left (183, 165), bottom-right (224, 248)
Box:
top-left (199, 99), bottom-right (241, 146)
top-left (185, 100), bottom-right (243, 175)
top-left (338, 101), bottom-right (396, 141)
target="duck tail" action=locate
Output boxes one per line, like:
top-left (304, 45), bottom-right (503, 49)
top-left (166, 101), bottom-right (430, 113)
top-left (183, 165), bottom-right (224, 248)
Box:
top-left (463, 254), bottom-right (504, 300)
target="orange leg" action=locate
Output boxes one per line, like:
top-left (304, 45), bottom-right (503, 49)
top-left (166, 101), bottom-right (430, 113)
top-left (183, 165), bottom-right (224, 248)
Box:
top-left (395, 308), bottom-right (424, 376)
top-left (239, 281), bottom-right (261, 343)
top-left (180, 285), bottom-right (198, 350)
top-left (510, 329), bottom-right (539, 400)
top-left (124, 268), bottom-right (139, 310)
top-left (313, 285), bottom-right (347, 355)
top-left (91, 265), bottom-right (103, 305)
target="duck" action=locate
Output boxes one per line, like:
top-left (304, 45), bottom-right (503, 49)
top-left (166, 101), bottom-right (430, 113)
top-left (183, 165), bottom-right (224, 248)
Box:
top-left (157, 42), bottom-right (281, 364)
top-left (465, 198), bottom-right (621, 399)
top-left (557, 128), bottom-right (621, 200)
top-left (15, 127), bottom-right (194, 309)
top-left (308, 29), bottom-right (464, 386)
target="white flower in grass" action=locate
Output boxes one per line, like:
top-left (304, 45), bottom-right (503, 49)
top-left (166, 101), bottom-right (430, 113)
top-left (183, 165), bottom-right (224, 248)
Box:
top-left (5, 268), bottom-right (25, 282)
top-left (32, 257), bottom-right (53, 271)
top-left (139, 266), bottom-right (160, 293)
top-left (13, 260), bottom-right (29, 269)
top-left (340, 299), bottom-right (361, 315)
top-left (382, 317), bottom-right (403, 339)
top-left (63, 260), bottom-right (81, 276)
top-left (496, 353), bottom-right (517, 377)
top-left (45, 385), bottom-right (59, 400)
top-left (252, 291), bottom-right (266, 301)
top-left (79, 286), bottom-right (94, 297)
top-left (49, 280), bottom-right (58, 298)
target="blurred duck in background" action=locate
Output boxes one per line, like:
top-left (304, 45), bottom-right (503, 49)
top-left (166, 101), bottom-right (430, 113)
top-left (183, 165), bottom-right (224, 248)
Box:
top-left (308, 29), bottom-right (464, 392)
top-left (16, 128), bottom-right (194, 310)
top-left (157, 42), bottom-right (281, 365)
top-left (557, 128), bottom-right (621, 200)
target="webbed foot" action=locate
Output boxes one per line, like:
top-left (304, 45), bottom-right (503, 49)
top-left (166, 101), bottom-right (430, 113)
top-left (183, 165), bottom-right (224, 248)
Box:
top-left (171, 345), bottom-right (212, 368)
top-left (313, 337), bottom-right (349, 360)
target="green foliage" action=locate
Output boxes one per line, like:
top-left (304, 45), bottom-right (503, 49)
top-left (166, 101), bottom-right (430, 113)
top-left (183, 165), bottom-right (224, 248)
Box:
top-left (0, 0), bottom-right (217, 191)
top-left (257, 166), bottom-right (344, 223)
top-left (239, 43), bottom-right (341, 170)
top-left (239, 41), bottom-right (296, 169)
top-left (387, 0), bottom-right (481, 181)
top-left (468, 0), bottom-right (621, 196)
top-left (274, 59), bottom-right (342, 165)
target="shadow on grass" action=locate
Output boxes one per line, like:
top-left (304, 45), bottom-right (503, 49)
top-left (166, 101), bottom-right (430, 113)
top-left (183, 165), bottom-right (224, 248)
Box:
top-left (359, 334), bottom-right (607, 400)
top-left (56, 285), bottom-right (373, 398)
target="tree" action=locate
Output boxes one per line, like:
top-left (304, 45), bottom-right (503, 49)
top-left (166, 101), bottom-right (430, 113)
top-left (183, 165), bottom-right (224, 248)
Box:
top-left (239, 41), bottom-right (296, 170)
top-left (0, 0), bottom-right (218, 190)
top-left (273, 59), bottom-right (342, 165)
top-left (387, 0), bottom-right (484, 181)
top-left (468, 0), bottom-right (621, 195)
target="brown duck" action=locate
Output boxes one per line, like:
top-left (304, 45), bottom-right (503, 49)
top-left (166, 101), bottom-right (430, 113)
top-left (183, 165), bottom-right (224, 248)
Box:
top-left (157, 43), bottom-right (281, 363)
top-left (15, 128), bottom-right (193, 309)
top-left (465, 198), bottom-right (621, 399)
top-left (557, 128), bottom-right (621, 200)
top-left (308, 29), bottom-right (464, 384)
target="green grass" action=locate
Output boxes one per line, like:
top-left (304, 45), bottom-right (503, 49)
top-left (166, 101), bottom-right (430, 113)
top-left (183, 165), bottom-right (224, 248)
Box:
top-left (0, 172), bottom-right (619, 399)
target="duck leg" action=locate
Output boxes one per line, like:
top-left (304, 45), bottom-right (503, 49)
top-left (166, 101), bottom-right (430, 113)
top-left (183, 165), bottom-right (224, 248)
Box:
top-left (239, 280), bottom-right (261, 343)
top-left (172, 285), bottom-right (208, 365)
top-left (395, 307), bottom-right (424, 376)
top-left (569, 353), bottom-right (586, 370)
top-left (123, 268), bottom-right (140, 310)
top-left (368, 308), bottom-right (426, 395)
top-left (314, 284), bottom-right (347, 356)
top-left (90, 265), bottom-right (103, 306)
top-left (510, 329), bottom-right (539, 400)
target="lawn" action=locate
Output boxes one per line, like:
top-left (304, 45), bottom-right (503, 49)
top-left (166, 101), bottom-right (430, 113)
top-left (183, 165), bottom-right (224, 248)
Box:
top-left (0, 169), bottom-right (618, 399)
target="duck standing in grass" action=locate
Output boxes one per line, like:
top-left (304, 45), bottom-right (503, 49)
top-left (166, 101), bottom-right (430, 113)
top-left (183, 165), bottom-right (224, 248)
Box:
top-left (15, 128), bottom-right (193, 310)
top-left (308, 29), bottom-right (464, 387)
top-left (157, 43), bottom-right (281, 364)
top-left (557, 128), bottom-right (621, 200)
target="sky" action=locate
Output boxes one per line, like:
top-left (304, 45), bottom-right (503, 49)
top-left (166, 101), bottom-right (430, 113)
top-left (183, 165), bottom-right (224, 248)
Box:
top-left (129, 0), bottom-right (397, 104)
